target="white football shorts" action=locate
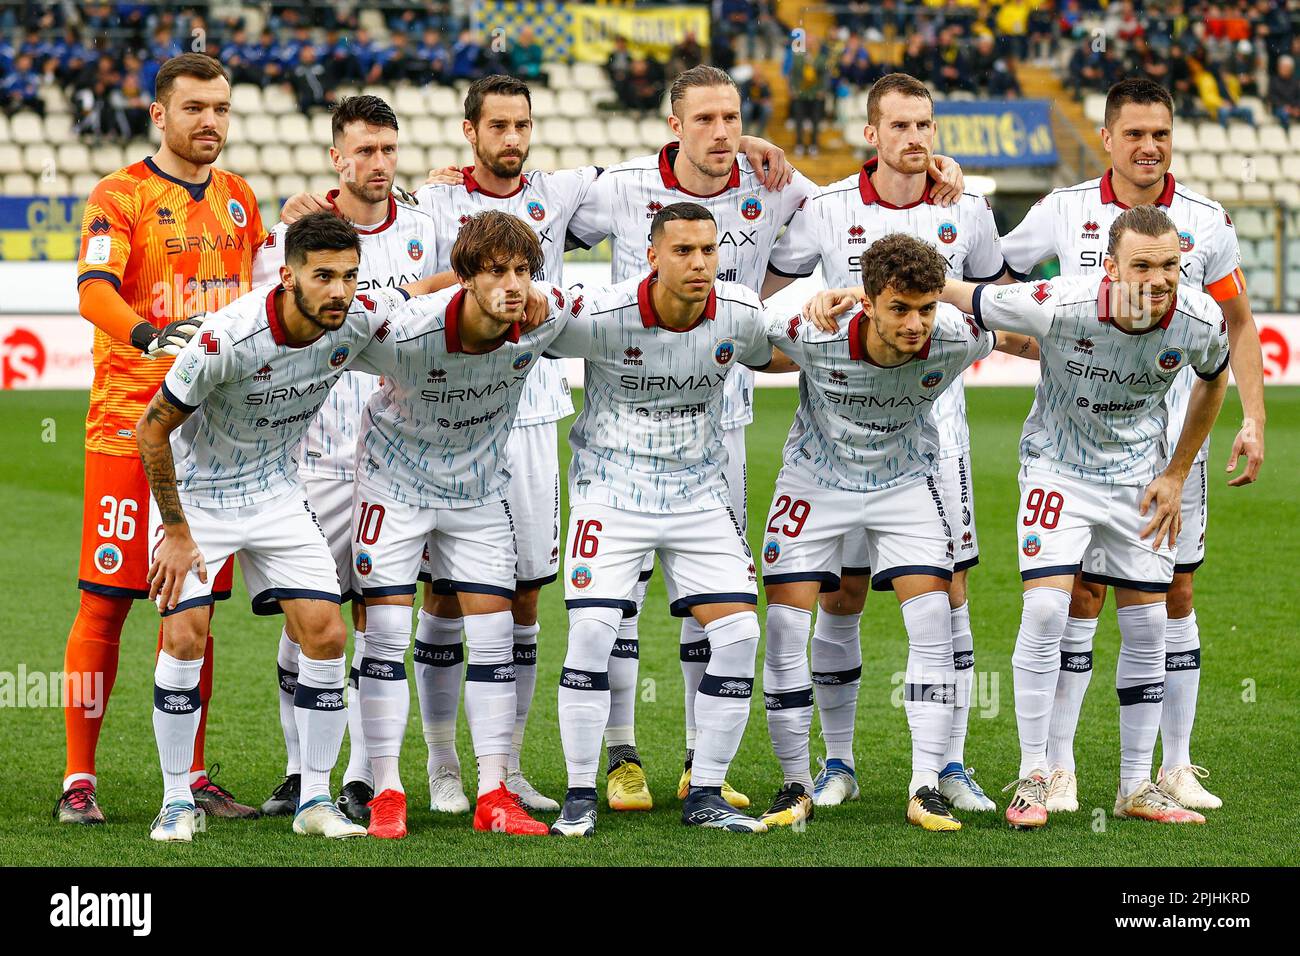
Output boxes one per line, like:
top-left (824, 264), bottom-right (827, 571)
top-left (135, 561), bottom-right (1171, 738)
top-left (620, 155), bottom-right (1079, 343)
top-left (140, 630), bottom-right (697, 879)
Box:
top-left (1174, 459), bottom-right (1207, 573)
top-left (302, 474), bottom-right (358, 604)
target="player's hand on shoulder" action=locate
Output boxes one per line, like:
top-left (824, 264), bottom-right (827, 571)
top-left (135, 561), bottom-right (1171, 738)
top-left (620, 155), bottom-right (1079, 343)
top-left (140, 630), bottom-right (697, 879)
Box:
top-left (929, 155), bottom-right (965, 207)
top-left (803, 287), bottom-right (861, 332)
top-left (280, 192), bottom-right (331, 225)
top-left (741, 136), bottom-right (794, 191)
top-left (426, 165), bottom-right (463, 186)
top-left (148, 529), bottom-right (207, 612)
top-left (1139, 472), bottom-right (1184, 552)
top-left (521, 285), bottom-right (552, 331)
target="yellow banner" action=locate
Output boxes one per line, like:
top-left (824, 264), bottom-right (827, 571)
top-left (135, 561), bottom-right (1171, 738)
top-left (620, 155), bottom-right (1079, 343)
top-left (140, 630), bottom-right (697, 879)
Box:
top-left (569, 5), bottom-right (710, 64)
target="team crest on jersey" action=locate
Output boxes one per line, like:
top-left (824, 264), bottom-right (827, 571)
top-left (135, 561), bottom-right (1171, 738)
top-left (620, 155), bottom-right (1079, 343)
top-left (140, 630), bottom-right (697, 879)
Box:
top-left (571, 565), bottom-right (592, 588)
top-left (329, 345), bottom-right (350, 368)
top-left (1178, 231), bottom-right (1195, 253)
top-left (407, 238), bottom-right (424, 260)
top-left (93, 543), bottom-right (123, 575)
top-left (1158, 347), bottom-right (1184, 371)
top-left (763, 540), bottom-right (780, 564)
top-left (740, 195), bottom-right (762, 221)
top-left (512, 351), bottom-right (534, 370)
top-left (921, 369), bottom-right (944, 388)
top-left (1021, 533), bottom-right (1042, 557)
top-left (527, 200), bottom-right (546, 221)
top-left (714, 340), bottom-right (735, 365)
top-left (937, 222), bottom-right (957, 244)
top-left (355, 551), bottom-right (373, 576)
top-left (227, 198), bottom-right (247, 228)
top-left (1081, 220), bottom-right (1100, 239)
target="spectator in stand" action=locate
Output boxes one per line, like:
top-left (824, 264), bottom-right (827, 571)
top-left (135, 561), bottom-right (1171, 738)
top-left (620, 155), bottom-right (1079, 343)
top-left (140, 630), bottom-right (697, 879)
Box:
top-left (996, 0), bottom-right (1033, 60)
top-left (1224, 39), bottom-right (1261, 99)
top-left (1191, 52), bottom-right (1256, 125)
top-left (837, 33), bottom-right (879, 90)
top-left (291, 42), bottom-right (334, 114)
top-left (989, 52), bottom-right (1024, 98)
top-left (252, 29), bottom-right (283, 85)
top-left (117, 70), bottom-right (150, 139)
top-left (383, 32), bottom-right (425, 85)
top-left (1068, 34), bottom-right (1122, 94)
top-left (969, 34), bottom-right (1000, 90)
top-left (1, 52), bottom-right (43, 117)
top-left (733, 64), bottom-right (772, 139)
top-left (787, 34), bottom-right (832, 157)
top-left (621, 54), bottom-right (666, 113)
top-left (934, 24), bottom-right (973, 95)
top-left (1269, 54), bottom-right (1300, 129)
top-left (669, 30), bottom-right (704, 81)
top-left (353, 28), bottom-right (391, 85)
top-left (900, 32), bottom-right (934, 84)
top-left (451, 28), bottom-right (484, 81)
top-left (607, 34), bottom-right (633, 89)
top-left (221, 27), bottom-right (261, 86)
top-left (511, 25), bottom-right (546, 85)
top-left (418, 28), bottom-right (453, 86)
top-left (713, 29), bottom-right (739, 74)
top-left (1124, 33), bottom-right (1170, 86)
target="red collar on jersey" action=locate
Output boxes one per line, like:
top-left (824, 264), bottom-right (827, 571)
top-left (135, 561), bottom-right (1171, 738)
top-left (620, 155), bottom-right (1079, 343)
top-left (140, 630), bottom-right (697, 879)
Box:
top-left (847, 309), bottom-right (934, 363)
top-left (657, 143), bottom-right (741, 197)
top-left (637, 271), bottom-right (718, 331)
top-left (326, 189), bottom-right (398, 233)
top-left (1098, 168), bottom-right (1176, 208)
top-left (443, 288), bottom-right (522, 353)
top-left (1095, 275), bottom-right (1177, 332)
top-left (857, 157), bottom-right (937, 209)
top-left (462, 167), bottom-right (529, 198)
top-left (265, 286), bottom-right (328, 349)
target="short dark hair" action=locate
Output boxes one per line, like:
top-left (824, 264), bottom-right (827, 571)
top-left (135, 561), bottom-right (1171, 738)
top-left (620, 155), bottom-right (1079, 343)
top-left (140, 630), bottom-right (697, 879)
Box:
top-left (464, 74), bottom-right (532, 126)
top-left (154, 53), bottom-right (229, 105)
top-left (859, 233), bottom-right (947, 300)
top-left (669, 65), bottom-right (738, 116)
top-left (330, 95), bottom-right (398, 144)
top-left (1104, 77), bottom-right (1173, 129)
top-left (1107, 204), bottom-right (1178, 257)
top-left (649, 202), bottom-right (716, 243)
top-left (284, 211), bottom-right (362, 268)
top-left (449, 210), bottom-right (543, 280)
top-left (866, 72), bottom-right (933, 127)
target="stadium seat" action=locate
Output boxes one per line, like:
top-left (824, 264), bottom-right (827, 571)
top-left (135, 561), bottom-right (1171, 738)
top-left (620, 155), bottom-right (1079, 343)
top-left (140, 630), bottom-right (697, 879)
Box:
top-left (1219, 153), bottom-right (1247, 181)
top-left (274, 173), bottom-right (309, 199)
top-left (1083, 93), bottom-right (1106, 125)
top-left (367, 85), bottom-right (395, 106)
top-left (1258, 125), bottom-right (1289, 153)
top-left (527, 145), bottom-right (558, 172)
top-left (1271, 181), bottom-right (1300, 207)
top-left (571, 63), bottom-right (608, 92)
top-left (1288, 126), bottom-right (1300, 152)
top-left (573, 118), bottom-right (606, 148)
top-left (441, 116), bottom-right (466, 144)
top-left (231, 83), bottom-right (263, 115)
top-left (244, 174), bottom-right (275, 203)
top-left (11, 112), bottom-right (44, 145)
top-left (605, 116), bottom-right (639, 149)
top-left (308, 174), bottom-right (337, 196)
top-left (426, 146), bottom-right (461, 171)
top-left (1280, 155), bottom-right (1300, 182)
top-left (0, 114), bottom-right (8, 143)
top-left (223, 143), bottom-right (259, 177)
top-left (1189, 153), bottom-right (1219, 181)
top-left (1226, 124), bottom-right (1258, 155)
top-left (410, 116), bottom-right (442, 147)
top-left (639, 117), bottom-right (668, 150)
top-left (1196, 122), bottom-right (1229, 153)
top-left (1214, 180), bottom-right (1241, 202)
top-left (1241, 181), bottom-right (1272, 202)
top-left (262, 85), bottom-right (296, 115)
top-left (22, 145), bottom-right (55, 176)
top-left (1231, 207), bottom-right (1270, 239)
top-left (55, 143), bottom-right (92, 175)
top-left (89, 143), bottom-right (124, 175)
top-left (244, 114), bottom-right (279, 146)
top-left (1287, 269), bottom-right (1300, 304)
top-left (1251, 154), bottom-right (1282, 183)
top-left (309, 112), bottom-right (333, 142)
top-left (558, 146), bottom-right (590, 169)
top-left (1248, 269), bottom-right (1276, 306)
top-left (43, 113), bottom-right (74, 143)
top-left (39, 84), bottom-right (68, 116)
top-left (259, 144), bottom-right (297, 176)
top-left (544, 63), bottom-right (572, 90)
top-left (358, 9), bottom-right (387, 34)
top-left (72, 172), bottom-right (100, 196)
top-left (1167, 153), bottom-right (1190, 179)
top-left (3, 173), bottom-right (36, 195)
top-left (292, 143), bottom-right (327, 176)
top-left (397, 144), bottom-right (428, 178)
top-left (0, 144), bottom-right (22, 175)
top-left (1287, 239), bottom-right (1300, 271)
top-left (278, 113), bottom-right (311, 143)
top-left (536, 117), bottom-right (574, 147)
top-left (395, 85), bottom-right (427, 116)
top-left (1172, 123), bottom-right (1199, 152)
top-left (588, 146), bottom-right (623, 168)
top-left (530, 88), bottom-right (558, 115)
top-left (334, 84), bottom-right (362, 99)
top-left (427, 86), bottom-right (460, 117)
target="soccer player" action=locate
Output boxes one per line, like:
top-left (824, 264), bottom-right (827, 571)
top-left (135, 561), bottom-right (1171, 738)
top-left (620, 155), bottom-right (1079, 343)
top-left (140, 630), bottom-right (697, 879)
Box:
top-left (252, 95), bottom-right (441, 823)
top-left (761, 72), bottom-right (1009, 815)
top-left (347, 210), bottom-right (572, 838)
top-left (58, 53), bottom-right (263, 824)
top-left (545, 202), bottom-right (774, 837)
top-left (136, 212), bottom-right (409, 842)
top-left (944, 205), bottom-right (1230, 827)
top-left (765, 234), bottom-right (1036, 830)
top-left (999, 78), bottom-right (1265, 812)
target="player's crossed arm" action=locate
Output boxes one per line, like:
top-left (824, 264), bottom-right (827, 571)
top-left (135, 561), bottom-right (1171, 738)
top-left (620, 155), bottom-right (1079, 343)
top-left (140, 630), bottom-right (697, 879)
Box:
top-left (135, 390), bottom-right (204, 610)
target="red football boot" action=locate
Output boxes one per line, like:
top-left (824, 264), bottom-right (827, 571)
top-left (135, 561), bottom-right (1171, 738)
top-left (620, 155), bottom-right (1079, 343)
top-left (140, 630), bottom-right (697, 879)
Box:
top-left (367, 788), bottom-right (408, 839)
top-left (473, 783), bottom-right (549, 835)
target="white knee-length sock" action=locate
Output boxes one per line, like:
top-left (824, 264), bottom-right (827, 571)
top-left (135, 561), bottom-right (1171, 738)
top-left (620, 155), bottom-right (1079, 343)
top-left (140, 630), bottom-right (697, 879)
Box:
top-left (412, 610), bottom-right (463, 776)
top-left (294, 654), bottom-right (348, 805)
top-left (944, 602), bottom-right (974, 768)
top-left (342, 631), bottom-right (372, 786)
top-left (276, 628), bottom-right (301, 776)
top-left (153, 651), bottom-right (203, 807)
top-left (679, 615), bottom-right (710, 757)
top-left (462, 610), bottom-right (517, 796)
top-left (509, 622), bottom-right (540, 774)
top-left (1011, 587), bottom-right (1071, 778)
top-left (1047, 616), bottom-right (1097, 773)
top-left (763, 604), bottom-right (814, 791)
top-left (1160, 610), bottom-right (1200, 770)
top-left (900, 591), bottom-right (955, 795)
top-left (360, 603), bottom-right (413, 794)
top-left (558, 607), bottom-right (621, 790)
top-left (1117, 602), bottom-right (1167, 796)
top-left (693, 612), bottom-right (760, 788)
top-left (811, 610), bottom-right (861, 766)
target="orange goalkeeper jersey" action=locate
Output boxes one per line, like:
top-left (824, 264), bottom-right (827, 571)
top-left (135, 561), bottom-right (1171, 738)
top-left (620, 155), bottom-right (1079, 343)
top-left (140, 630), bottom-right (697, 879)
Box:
top-left (76, 157), bottom-right (266, 456)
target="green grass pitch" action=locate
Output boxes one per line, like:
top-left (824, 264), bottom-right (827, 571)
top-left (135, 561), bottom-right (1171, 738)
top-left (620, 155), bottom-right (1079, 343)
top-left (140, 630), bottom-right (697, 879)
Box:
top-left (1, 386), bottom-right (1297, 866)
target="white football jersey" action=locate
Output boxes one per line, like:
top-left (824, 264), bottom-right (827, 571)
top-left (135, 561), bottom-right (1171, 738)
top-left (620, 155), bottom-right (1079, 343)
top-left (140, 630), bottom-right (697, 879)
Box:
top-left (1001, 171), bottom-right (1245, 461)
top-left (768, 158), bottom-right (1007, 458)
top-left (252, 188), bottom-right (440, 480)
top-left (548, 273), bottom-right (771, 514)
top-left (973, 275), bottom-right (1230, 486)
top-left (162, 283), bottom-right (407, 509)
top-left (567, 144), bottom-right (817, 429)
top-left (772, 303), bottom-right (995, 492)
top-left (356, 282), bottom-right (571, 509)
top-left (416, 167), bottom-right (597, 426)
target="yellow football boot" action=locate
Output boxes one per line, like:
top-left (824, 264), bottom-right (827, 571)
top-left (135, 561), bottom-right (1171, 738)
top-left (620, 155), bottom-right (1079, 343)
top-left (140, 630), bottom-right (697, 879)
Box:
top-left (906, 786), bottom-right (962, 832)
top-left (607, 760), bottom-right (653, 811)
top-left (759, 783), bottom-right (814, 827)
top-left (676, 766), bottom-right (750, 809)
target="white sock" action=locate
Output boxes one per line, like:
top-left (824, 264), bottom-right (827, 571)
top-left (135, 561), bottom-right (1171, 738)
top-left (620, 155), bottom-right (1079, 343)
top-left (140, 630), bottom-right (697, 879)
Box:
top-left (679, 616), bottom-right (710, 756)
top-left (276, 628), bottom-right (301, 776)
top-left (692, 611), bottom-right (759, 788)
top-left (1117, 602), bottom-right (1167, 795)
top-left (811, 610), bottom-right (861, 766)
top-left (900, 591), bottom-right (955, 795)
top-left (412, 611), bottom-right (463, 776)
top-left (944, 602), bottom-right (974, 768)
top-left (763, 605), bottom-right (815, 791)
top-left (153, 651), bottom-right (203, 807)
top-left (360, 603), bottom-right (412, 795)
top-left (605, 611), bottom-right (640, 751)
top-left (558, 607), bottom-right (620, 789)
top-left (1160, 610), bottom-right (1200, 770)
top-left (1047, 616), bottom-right (1097, 773)
top-left (462, 610), bottom-right (516, 796)
top-left (1011, 587), bottom-right (1071, 778)
top-left (294, 654), bottom-right (348, 805)
top-left (342, 631), bottom-right (372, 787)
top-left (509, 622), bottom-right (540, 774)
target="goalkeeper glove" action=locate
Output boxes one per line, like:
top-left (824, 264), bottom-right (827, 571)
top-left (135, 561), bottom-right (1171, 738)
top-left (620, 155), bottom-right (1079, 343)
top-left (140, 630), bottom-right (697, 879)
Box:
top-left (130, 316), bottom-right (204, 360)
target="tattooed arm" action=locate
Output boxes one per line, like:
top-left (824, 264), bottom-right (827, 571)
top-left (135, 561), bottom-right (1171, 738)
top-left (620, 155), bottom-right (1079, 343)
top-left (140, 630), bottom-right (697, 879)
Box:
top-left (136, 391), bottom-right (206, 610)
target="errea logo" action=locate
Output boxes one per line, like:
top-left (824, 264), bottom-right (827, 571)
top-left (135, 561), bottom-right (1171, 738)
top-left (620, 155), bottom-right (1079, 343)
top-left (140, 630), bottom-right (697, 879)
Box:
top-left (50, 886), bottom-right (152, 936)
